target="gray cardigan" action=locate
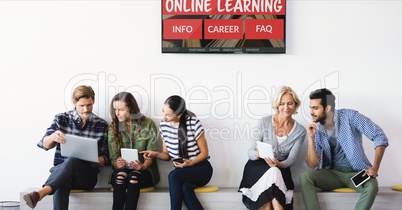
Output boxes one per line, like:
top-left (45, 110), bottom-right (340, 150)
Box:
top-left (247, 115), bottom-right (306, 168)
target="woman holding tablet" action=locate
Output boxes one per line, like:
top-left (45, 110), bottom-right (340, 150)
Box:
top-left (108, 92), bottom-right (160, 210)
top-left (141, 95), bottom-right (213, 210)
top-left (238, 86), bottom-right (306, 210)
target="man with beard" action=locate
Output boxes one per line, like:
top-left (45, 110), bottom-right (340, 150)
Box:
top-left (23, 85), bottom-right (109, 210)
top-left (299, 88), bottom-right (389, 210)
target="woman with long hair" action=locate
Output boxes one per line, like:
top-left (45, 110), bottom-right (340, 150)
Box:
top-left (108, 92), bottom-right (160, 210)
top-left (141, 95), bottom-right (213, 210)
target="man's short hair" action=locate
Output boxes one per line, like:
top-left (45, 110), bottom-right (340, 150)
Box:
top-left (72, 85), bottom-right (95, 103)
top-left (309, 88), bottom-right (336, 111)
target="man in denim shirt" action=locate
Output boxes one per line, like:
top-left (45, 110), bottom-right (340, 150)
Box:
top-left (300, 88), bottom-right (388, 210)
top-left (23, 85), bottom-right (109, 210)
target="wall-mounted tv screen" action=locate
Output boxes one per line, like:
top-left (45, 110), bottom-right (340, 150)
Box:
top-left (162, 0), bottom-right (286, 53)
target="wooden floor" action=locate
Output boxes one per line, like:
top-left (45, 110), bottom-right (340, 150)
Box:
top-left (20, 187), bottom-right (401, 210)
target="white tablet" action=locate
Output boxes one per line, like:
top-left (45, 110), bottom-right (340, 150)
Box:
top-left (256, 141), bottom-right (274, 159)
top-left (121, 148), bottom-right (139, 169)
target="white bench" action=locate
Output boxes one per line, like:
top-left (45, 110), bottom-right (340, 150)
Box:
top-left (20, 167), bottom-right (402, 210)
top-left (20, 187), bottom-right (243, 210)
top-left (20, 187), bottom-right (401, 210)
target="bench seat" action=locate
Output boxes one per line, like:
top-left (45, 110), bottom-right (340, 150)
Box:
top-left (20, 187), bottom-right (401, 210)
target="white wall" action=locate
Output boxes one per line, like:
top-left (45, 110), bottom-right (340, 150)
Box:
top-left (1, 0), bottom-right (401, 201)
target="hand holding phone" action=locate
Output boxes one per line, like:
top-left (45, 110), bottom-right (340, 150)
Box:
top-left (351, 169), bottom-right (371, 187)
top-left (172, 157), bottom-right (184, 164)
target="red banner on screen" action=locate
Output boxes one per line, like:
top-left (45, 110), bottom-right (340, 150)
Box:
top-left (162, 0), bottom-right (285, 15)
top-left (162, 0), bottom-right (287, 53)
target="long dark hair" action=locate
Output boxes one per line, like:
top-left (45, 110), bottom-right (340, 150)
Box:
top-left (164, 95), bottom-right (195, 158)
top-left (110, 92), bottom-right (145, 153)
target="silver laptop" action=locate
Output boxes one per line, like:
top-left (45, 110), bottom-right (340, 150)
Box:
top-left (61, 134), bottom-right (99, 163)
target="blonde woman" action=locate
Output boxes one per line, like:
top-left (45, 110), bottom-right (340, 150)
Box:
top-left (239, 86), bottom-right (306, 210)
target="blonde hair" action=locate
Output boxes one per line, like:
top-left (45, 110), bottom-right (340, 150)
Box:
top-left (71, 85), bottom-right (95, 103)
top-left (271, 86), bottom-right (301, 114)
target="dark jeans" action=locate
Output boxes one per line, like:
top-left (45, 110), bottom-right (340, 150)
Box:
top-left (168, 160), bottom-right (213, 210)
top-left (44, 157), bottom-right (98, 210)
top-left (111, 168), bottom-right (153, 210)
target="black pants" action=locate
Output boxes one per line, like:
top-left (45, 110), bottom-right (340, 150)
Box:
top-left (111, 168), bottom-right (153, 210)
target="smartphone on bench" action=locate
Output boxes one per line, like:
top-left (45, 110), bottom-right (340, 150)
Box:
top-left (351, 169), bottom-right (371, 187)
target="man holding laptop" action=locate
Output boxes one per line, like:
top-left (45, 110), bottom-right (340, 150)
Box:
top-left (23, 85), bottom-right (109, 210)
top-left (300, 88), bottom-right (389, 210)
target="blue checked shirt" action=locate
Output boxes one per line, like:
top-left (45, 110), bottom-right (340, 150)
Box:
top-left (37, 109), bottom-right (109, 166)
top-left (313, 109), bottom-right (389, 171)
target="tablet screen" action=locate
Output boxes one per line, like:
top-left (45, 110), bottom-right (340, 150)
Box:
top-left (121, 148), bottom-right (139, 169)
top-left (256, 141), bottom-right (274, 159)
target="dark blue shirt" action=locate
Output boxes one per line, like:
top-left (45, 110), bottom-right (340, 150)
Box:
top-left (37, 108), bottom-right (109, 166)
top-left (328, 136), bottom-right (351, 168)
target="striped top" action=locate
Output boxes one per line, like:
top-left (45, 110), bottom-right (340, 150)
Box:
top-left (159, 116), bottom-right (204, 160)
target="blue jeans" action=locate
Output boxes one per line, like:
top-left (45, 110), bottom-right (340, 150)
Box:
top-left (168, 160), bottom-right (213, 210)
top-left (44, 157), bottom-right (99, 210)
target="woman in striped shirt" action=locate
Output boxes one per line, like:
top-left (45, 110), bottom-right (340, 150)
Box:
top-left (141, 95), bottom-right (213, 210)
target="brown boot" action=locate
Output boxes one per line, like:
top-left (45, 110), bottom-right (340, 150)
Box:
top-left (23, 191), bottom-right (40, 209)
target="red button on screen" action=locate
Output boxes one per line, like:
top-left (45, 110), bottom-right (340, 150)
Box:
top-left (163, 19), bottom-right (202, 39)
top-left (204, 19), bottom-right (243, 39)
top-left (245, 19), bottom-right (284, 39)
